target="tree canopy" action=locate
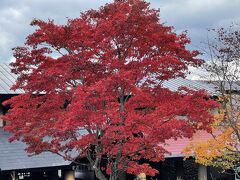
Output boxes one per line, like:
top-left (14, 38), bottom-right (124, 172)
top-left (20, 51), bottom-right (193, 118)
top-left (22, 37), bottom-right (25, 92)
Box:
top-left (4, 0), bottom-right (217, 179)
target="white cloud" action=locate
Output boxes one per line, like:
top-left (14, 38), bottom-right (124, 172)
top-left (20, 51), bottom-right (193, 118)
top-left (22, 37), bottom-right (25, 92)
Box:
top-left (2, 8), bottom-right (23, 20)
top-left (187, 66), bottom-right (210, 80)
top-left (160, 0), bottom-right (240, 28)
top-left (0, 32), bottom-right (11, 48)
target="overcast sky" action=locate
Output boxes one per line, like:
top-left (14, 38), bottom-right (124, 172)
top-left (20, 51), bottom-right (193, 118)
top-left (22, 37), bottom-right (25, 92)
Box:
top-left (0, 0), bottom-right (240, 65)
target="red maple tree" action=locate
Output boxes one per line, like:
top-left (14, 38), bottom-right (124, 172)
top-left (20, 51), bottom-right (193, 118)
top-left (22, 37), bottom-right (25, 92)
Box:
top-left (4, 0), bottom-right (218, 179)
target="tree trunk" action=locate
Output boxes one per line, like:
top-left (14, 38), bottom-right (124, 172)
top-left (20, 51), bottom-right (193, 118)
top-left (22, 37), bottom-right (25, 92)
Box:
top-left (117, 171), bottom-right (126, 180)
top-left (10, 171), bottom-right (18, 180)
top-left (109, 172), bottom-right (118, 180)
top-left (198, 164), bottom-right (207, 180)
top-left (94, 169), bottom-right (108, 180)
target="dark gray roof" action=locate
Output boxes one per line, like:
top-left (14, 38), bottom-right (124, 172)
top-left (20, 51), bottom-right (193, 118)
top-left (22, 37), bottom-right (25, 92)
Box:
top-left (0, 129), bottom-right (70, 171)
top-left (196, 80), bottom-right (240, 92)
top-left (1, 63), bottom-right (240, 95)
top-left (0, 63), bottom-right (22, 94)
top-left (0, 63), bottom-right (221, 95)
top-left (0, 67), bottom-right (229, 170)
top-left (162, 78), bottom-right (217, 95)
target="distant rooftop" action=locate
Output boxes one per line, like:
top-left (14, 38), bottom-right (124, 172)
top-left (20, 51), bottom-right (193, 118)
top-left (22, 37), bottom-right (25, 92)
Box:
top-left (164, 130), bottom-right (216, 158)
top-left (0, 64), bottom-right (234, 170)
top-left (2, 63), bottom-right (237, 95)
top-left (162, 78), bottom-right (217, 95)
top-left (0, 129), bottom-right (71, 171)
top-left (0, 63), bottom-right (22, 94)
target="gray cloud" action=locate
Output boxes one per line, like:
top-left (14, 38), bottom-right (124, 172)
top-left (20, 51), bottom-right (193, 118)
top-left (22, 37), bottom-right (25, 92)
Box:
top-left (0, 0), bottom-right (111, 63)
top-left (0, 0), bottom-right (240, 63)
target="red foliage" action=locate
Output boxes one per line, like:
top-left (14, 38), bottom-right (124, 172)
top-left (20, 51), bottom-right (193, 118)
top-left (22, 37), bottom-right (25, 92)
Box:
top-left (4, 0), bottom-right (218, 177)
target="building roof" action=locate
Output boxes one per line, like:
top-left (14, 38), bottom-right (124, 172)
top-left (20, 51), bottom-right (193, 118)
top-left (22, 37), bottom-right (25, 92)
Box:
top-left (197, 80), bottom-right (240, 92)
top-left (164, 130), bottom-right (214, 158)
top-left (0, 64), bottom-right (227, 167)
top-left (2, 63), bottom-right (240, 95)
top-left (0, 129), bottom-right (71, 171)
top-left (0, 63), bottom-right (220, 95)
top-left (0, 63), bottom-right (22, 94)
top-left (162, 78), bottom-right (217, 94)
